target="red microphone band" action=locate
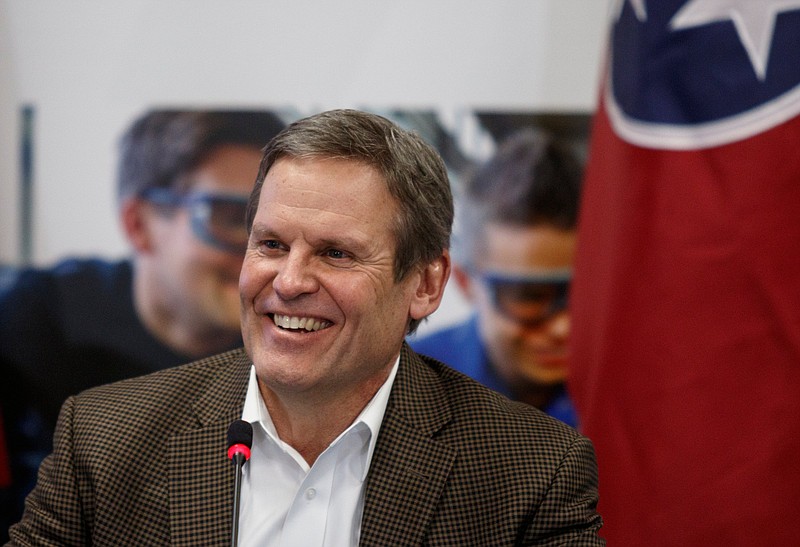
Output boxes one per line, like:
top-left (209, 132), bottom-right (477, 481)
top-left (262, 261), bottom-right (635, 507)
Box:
top-left (227, 443), bottom-right (252, 461)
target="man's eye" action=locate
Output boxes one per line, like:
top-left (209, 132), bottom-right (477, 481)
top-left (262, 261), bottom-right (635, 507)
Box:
top-left (261, 240), bottom-right (282, 250)
top-left (326, 249), bottom-right (348, 259)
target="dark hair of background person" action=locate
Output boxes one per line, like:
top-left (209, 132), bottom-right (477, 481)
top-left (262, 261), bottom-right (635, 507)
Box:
top-left (118, 110), bottom-right (286, 201)
top-left (245, 109), bottom-right (454, 334)
top-left (453, 128), bottom-right (583, 268)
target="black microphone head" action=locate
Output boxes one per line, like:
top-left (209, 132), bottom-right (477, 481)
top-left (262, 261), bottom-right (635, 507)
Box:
top-left (227, 419), bottom-right (253, 450)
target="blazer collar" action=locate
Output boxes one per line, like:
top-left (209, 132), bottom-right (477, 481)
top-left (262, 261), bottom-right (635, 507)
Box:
top-left (167, 348), bottom-right (251, 546)
top-left (360, 343), bottom-right (457, 545)
top-left (165, 345), bottom-right (455, 545)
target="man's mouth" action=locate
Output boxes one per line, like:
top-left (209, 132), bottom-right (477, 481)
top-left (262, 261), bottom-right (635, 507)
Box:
top-left (271, 314), bottom-right (332, 332)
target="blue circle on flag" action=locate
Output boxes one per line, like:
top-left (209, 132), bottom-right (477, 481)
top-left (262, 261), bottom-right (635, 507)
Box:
top-left (607, 0), bottom-right (800, 148)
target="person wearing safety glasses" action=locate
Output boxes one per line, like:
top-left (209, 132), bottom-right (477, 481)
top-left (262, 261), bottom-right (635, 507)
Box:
top-left (409, 128), bottom-right (582, 428)
top-left (0, 110), bottom-right (285, 538)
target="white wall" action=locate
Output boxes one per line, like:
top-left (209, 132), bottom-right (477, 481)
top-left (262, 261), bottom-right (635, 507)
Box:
top-left (0, 0), bottom-right (611, 333)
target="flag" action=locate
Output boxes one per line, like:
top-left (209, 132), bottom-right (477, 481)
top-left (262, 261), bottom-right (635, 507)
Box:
top-left (570, 1), bottom-right (800, 545)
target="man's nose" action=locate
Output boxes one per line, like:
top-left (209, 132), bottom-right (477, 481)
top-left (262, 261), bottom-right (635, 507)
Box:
top-left (272, 252), bottom-right (319, 299)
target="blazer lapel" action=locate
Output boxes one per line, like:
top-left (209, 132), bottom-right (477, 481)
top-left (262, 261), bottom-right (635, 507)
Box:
top-left (167, 350), bottom-right (251, 546)
top-left (360, 345), bottom-right (457, 546)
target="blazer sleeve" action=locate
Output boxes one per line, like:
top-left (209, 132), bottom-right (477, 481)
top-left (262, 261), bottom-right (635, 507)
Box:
top-left (523, 434), bottom-right (605, 546)
top-left (7, 396), bottom-right (88, 546)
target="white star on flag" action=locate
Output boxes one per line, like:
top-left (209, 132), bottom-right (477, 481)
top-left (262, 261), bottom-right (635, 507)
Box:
top-left (613, 0), bottom-right (648, 21)
top-left (671, 0), bottom-right (800, 80)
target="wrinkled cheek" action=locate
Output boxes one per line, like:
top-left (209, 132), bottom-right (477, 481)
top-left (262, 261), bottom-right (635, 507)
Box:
top-left (237, 267), bottom-right (260, 322)
top-left (238, 260), bottom-right (271, 302)
top-left (238, 262), bottom-right (255, 295)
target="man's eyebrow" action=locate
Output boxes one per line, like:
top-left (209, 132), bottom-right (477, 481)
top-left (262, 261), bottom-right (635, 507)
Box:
top-left (249, 223), bottom-right (276, 238)
top-left (249, 224), bottom-right (368, 251)
top-left (316, 235), bottom-right (368, 253)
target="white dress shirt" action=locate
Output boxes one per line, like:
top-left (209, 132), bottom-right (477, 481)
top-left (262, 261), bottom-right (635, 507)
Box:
top-left (237, 358), bottom-right (399, 547)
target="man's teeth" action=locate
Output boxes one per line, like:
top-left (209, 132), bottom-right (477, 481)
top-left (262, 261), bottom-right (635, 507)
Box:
top-left (273, 314), bottom-right (331, 332)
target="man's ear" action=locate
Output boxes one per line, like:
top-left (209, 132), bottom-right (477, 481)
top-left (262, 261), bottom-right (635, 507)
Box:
top-left (409, 250), bottom-right (451, 322)
top-left (120, 197), bottom-right (155, 253)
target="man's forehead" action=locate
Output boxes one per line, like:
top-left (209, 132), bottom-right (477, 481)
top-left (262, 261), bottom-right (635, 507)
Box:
top-left (260, 157), bottom-right (390, 205)
top-left (255, 160), bottom-right (397, 237)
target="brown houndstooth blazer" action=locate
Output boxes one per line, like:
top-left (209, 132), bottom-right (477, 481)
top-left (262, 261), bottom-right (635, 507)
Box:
top-left (8, 344), bottom-right (604, 546)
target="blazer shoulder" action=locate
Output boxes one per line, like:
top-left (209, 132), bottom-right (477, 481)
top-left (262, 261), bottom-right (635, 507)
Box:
top-left (67, 347), bottom-right (250, 430)
top-left (380, 346), bottom-right (603, 543)
top-left (405, 347), bottom-right (583, 449)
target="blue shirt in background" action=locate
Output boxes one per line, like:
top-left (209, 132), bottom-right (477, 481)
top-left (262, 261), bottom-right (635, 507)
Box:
top-left (408, 314), bottom-right (578, 428)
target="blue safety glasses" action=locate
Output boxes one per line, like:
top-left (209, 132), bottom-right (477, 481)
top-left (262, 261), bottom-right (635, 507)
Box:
top-left (478, 269), bottom-right (571, 327)
top-left (140, 188), bottom-right (250, 253)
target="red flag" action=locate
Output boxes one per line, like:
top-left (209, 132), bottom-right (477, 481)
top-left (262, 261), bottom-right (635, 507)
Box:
top-left (570, 2), bottom-right (800, 545)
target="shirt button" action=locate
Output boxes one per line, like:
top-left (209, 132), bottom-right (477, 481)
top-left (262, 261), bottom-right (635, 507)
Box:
top-left (305, 488), bottom-right (316, 500)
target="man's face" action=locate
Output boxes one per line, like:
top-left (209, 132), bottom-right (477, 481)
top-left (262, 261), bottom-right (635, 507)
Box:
top-left (468, 222), bottom-right (576, 387)
top-left (149, 144), bottom-right (261, 340)
top-left (239, 157), bottom-right (424, 403)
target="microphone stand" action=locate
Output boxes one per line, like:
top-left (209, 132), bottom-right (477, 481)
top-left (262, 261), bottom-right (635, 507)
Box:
top-left (231, 451), bottom-right (246, 547)
top-left (227, 419), bottom-right (252, 547)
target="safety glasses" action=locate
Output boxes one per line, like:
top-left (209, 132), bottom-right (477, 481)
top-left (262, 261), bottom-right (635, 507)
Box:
top-left (477, 269), bottom-right (571, 327)
top-left (140, 188), bottom-right (250, 253)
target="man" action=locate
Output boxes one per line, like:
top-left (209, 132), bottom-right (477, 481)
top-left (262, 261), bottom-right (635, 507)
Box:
top-left (0, 110), bottom-right (285, 537)
top-left (8, 110), bottom-right (603, 545)
top-left (410, 128), bottom-right (583, 427)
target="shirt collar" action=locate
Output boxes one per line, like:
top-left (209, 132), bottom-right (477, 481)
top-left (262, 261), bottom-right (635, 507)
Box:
top-left (241, 355), bottom-right (400, 480)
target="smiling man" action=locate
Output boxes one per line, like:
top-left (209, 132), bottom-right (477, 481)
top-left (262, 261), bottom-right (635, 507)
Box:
top-left (8, 110), bottom-right (603, 546)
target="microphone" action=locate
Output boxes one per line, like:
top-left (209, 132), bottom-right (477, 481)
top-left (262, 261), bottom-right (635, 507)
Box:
top-left (227, 419), bottom-right (253, 547)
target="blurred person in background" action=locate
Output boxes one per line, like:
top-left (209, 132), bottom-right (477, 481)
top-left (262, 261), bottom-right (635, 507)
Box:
top-left (0, 109), bottom-right (285, 537)
top-left (409, 128), bottom-right (583, 427)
